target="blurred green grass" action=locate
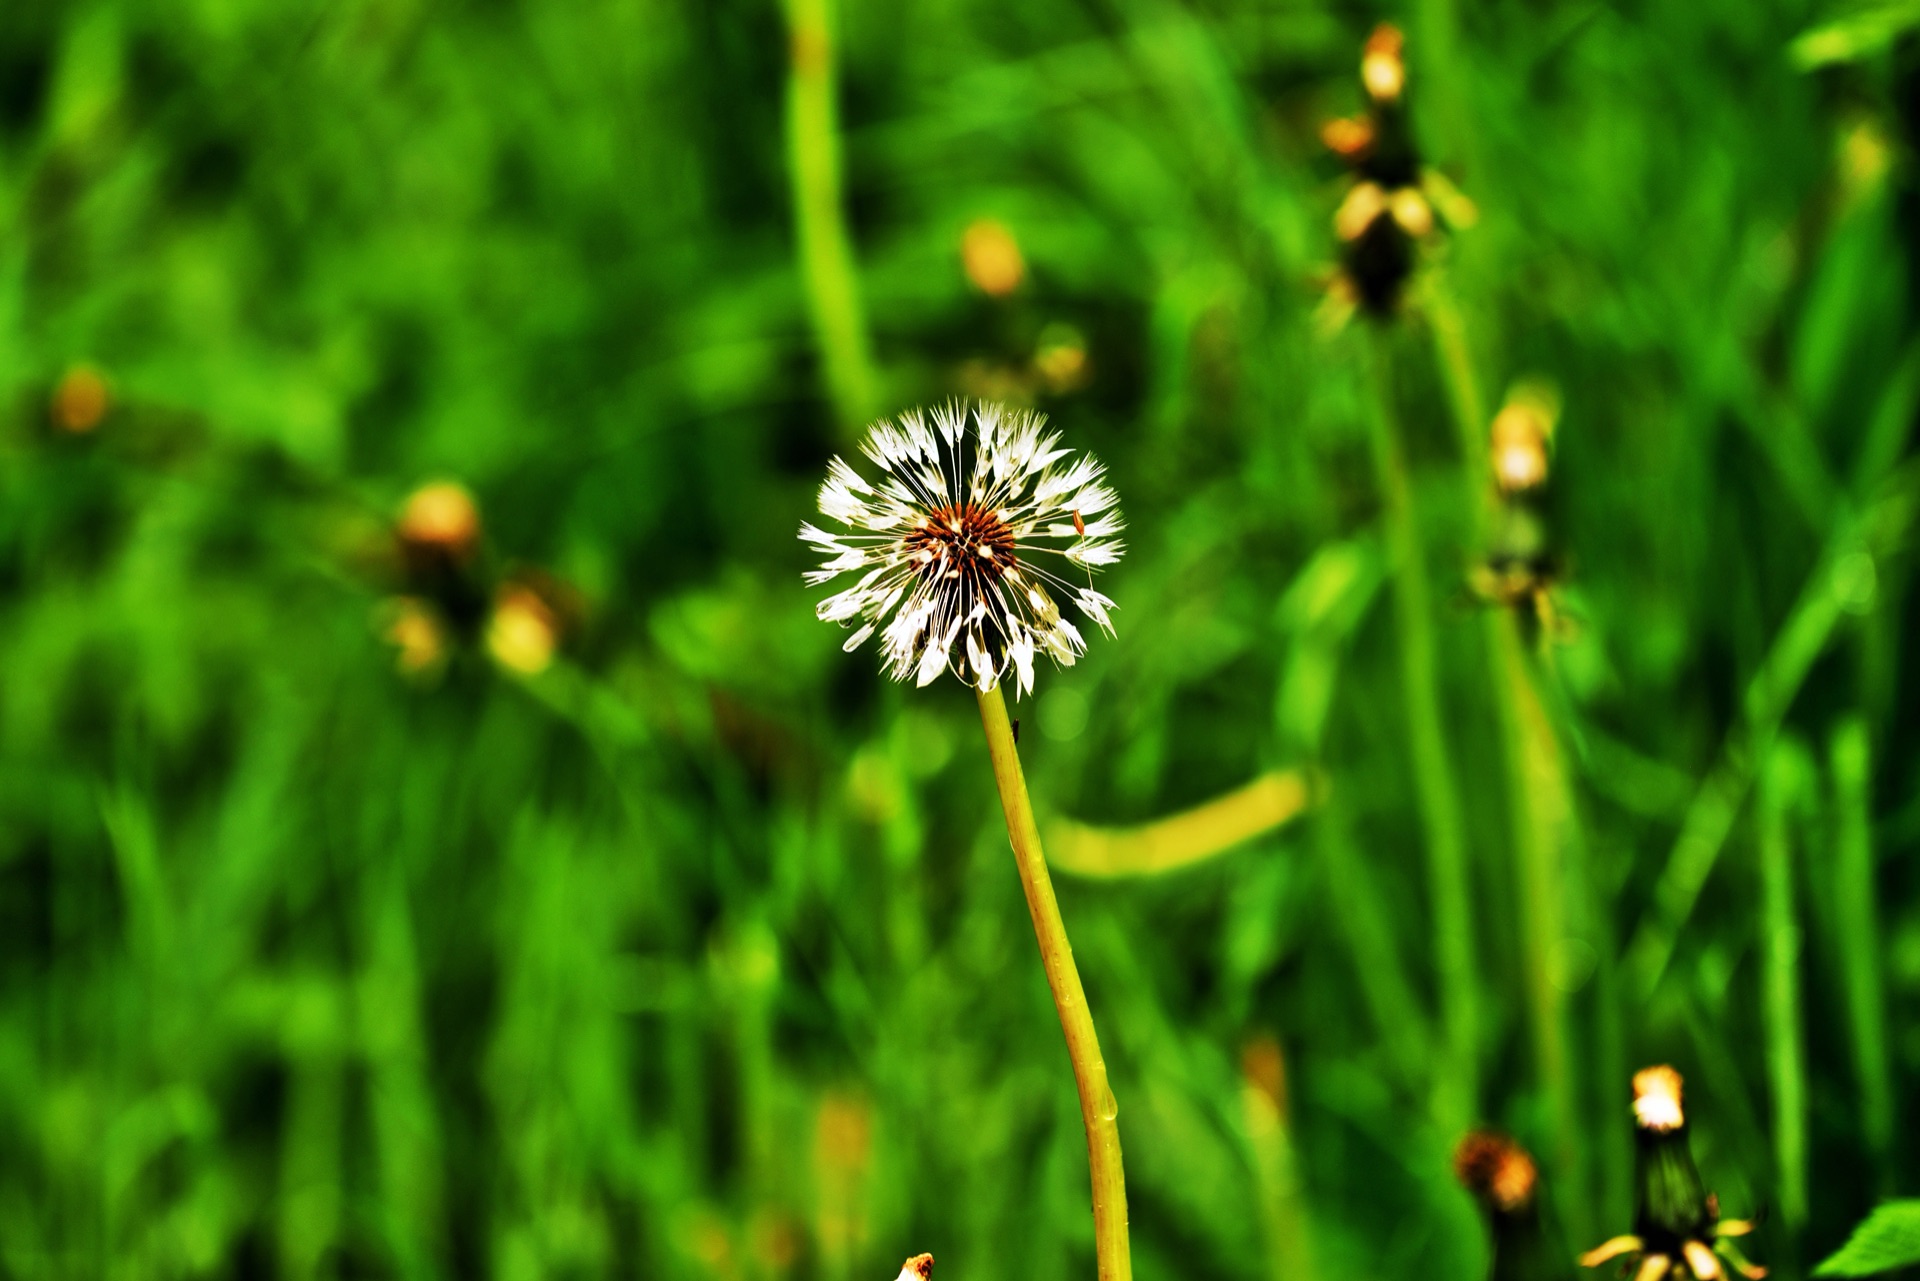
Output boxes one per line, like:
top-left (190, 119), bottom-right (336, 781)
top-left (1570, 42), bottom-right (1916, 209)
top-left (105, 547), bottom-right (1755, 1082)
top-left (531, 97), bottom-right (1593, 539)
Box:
top-left (0, 1), bottom-right (1917, 1279)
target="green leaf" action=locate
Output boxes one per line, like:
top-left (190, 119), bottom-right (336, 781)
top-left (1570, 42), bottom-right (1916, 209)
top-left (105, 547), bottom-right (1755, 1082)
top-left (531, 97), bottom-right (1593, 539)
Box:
top-left (1791, 1), bottom-right (1920, 68)
top-left (1816, 1202), bottom-right (1920, 1276)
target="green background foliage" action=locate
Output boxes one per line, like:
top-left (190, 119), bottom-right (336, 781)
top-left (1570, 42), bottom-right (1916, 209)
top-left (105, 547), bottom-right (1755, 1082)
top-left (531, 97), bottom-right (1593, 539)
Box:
top-left (0, 0), bottom-right (1916, 1278)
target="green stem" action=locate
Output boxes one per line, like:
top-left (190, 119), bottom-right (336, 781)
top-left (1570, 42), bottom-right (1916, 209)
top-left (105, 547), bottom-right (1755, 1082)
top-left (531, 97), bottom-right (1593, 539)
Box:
top-left (1361, 330), bottom-right (1479, 1133)
top-left (1490, 620), bottom-right (1588, 1244)
top-left (1758, 744), bottom-right (1809, 1232)
top-left (1830, 716), bottom-right (1893, 1184)
top-left (1425, 285), bottom-right (1588, 1238)
top-left (782, 0), bottom-right (879, 436)
top-left (977, 684), bottom-right (1132, 1281)
top-left (1312, 790), bottom-right (1433, 1092)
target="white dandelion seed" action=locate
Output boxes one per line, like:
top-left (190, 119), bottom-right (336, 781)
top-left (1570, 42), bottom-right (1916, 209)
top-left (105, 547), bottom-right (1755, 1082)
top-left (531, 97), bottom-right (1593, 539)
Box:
top-left (801, 401), bottom-right (1125, 698)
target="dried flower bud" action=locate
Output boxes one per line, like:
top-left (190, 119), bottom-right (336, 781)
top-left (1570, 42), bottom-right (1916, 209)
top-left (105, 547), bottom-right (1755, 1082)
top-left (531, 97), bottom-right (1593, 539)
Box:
top-left (1454, 1132), bottom-right (1538, 1214)
top-left (1321, 116), bottom-right (1375, 159)
top-left (51, 364), bottom-right (111, 434)
top-left (963, 218), bottom-right (1025, 297)
top-left (895, 1254), bottom-right (935, 1281)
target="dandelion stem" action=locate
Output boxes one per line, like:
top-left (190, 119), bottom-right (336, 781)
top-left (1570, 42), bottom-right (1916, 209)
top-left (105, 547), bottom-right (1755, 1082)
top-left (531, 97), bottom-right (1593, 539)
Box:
top-left (782, 0), bottom-right (880, 436)
top-left (1425, 284), bottom-right (1591, 1238)
top-left (1361, 329), bottom-right (1478, 1133)
top-left (976, 683), bottom-right (1131, 1281)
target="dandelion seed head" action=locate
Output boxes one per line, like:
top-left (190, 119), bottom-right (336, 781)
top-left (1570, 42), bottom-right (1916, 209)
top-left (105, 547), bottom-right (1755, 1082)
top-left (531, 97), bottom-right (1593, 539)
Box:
top-left (802, 401), bottom-right (1124, 697)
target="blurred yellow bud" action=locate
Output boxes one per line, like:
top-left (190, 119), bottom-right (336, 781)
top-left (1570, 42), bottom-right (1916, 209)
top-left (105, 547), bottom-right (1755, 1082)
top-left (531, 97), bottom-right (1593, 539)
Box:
top-left (1362, 24), bottom-right (1405, 102)
top-left (1389, 187), bottom-right (1434, 238)
top-left (487, 583), bottom-right (559, 675)
top-left (962, 218), bottom-right (1025, 297)
top-left (1334, 181), bottom-right (1387, 242)
top-left (51, 364), bottom-right (110, 434)
top-left (1490, 379), bottom-right (1560, 494)
top-left (380, 597), bottom-right (448, 677)
top-left (1839, 116), bottom-right (1892, 210)
top-left (1034, 323), bottom-right (1091, 393)
top-left (398, 481), bottom-right (480, 557)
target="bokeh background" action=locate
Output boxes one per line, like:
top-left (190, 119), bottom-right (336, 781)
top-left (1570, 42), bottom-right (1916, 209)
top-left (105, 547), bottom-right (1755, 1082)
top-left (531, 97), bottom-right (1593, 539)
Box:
top-left (2, 1), bottom-right (1917, 1278)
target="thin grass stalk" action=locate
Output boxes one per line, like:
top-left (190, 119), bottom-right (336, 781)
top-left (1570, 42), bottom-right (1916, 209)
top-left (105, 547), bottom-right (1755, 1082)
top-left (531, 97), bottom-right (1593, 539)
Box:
top-left (1623, 504), bottom-right (1901, 997)
top-left (1424, 285), bottom-right (1590, 1240)
top-left (1758, 745), bottom-right (1809, 1233)
top-left (976, 684), bottom-right (1131, 1281)
top-left (1829, 716), bottom-right (1893, 1184)
top-left (782, 0), bottom-right (879, 436)
top-left (1360, 329), bottom-right (1479, 1133)
top-left (1312, 792), bottom-right (1434, 1092)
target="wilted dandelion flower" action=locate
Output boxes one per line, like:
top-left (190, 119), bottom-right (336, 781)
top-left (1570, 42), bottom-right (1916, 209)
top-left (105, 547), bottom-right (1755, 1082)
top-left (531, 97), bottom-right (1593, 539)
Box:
top-left (1581, 1067), bottom-right (1766, 1281)
top-left (894, 1254), bottom-right (934, 1281)
top-left (1455, 1131), bottom-right (1538, 1215)
top-left (801, 401), bottom-right (1123, 697)
top-left (1455, 1132), bottom-right (1567, 1281)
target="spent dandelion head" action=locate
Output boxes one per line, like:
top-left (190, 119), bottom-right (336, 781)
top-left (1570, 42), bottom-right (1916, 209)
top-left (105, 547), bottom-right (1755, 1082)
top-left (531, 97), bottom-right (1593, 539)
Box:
top-left (1317, 24), bottom-right (1473, 323)
top-left (1456, 1132), bottom-right (1571, 1281)
top-left (1454, 1131), bottom-right (1539, 1216)
top-left (801, 400), bottom-right (1123, 698)
top-left (1581, 1066), bottom-right (1767, 1281)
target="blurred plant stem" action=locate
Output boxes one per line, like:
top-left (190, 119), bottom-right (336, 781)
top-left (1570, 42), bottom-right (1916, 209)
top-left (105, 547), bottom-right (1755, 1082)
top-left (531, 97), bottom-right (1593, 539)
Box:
top-left (1045, 768), bottom-right (1316, 879)
top-left (278, 1052), bottom-right (344, 1281)
top-left (1241, 1037), bottom-right (1319, 1281)
top-left (1488, 620), bottom-right (1588, 1242)
top-left (1829, 717), bottom-right (1893, 1185)
top-left (1411, 0), bottom-right (1475, 179)
top-left (1622, 486), bottom-right (1913, 999)
top-left (1361, 328), bottom-right (1478, 1134)
top-left (783, 0), bottom-right (879, 436)
top-left (1758, 742), bottom-right (1810, 1235)
top-left (1425, 286), bottom-right (1592, 1241)
top-left (977, 684), bottom-right (1132, 1281)
top-left (1313, 790), bottom-right (1432, 1092)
